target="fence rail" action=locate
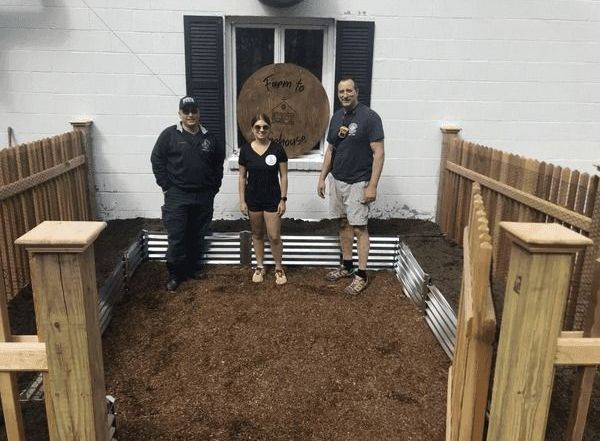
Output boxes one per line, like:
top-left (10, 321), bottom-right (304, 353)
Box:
top-left (0, 130), bottom-right (91, 300)
top-left (437, 127), bottom-right (600, 329)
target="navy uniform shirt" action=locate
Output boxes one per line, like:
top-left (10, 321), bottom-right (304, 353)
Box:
top-left (326, 103), bottom-right (384, 184)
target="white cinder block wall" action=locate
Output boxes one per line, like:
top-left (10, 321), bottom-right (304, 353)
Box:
top-left (1, 0), bottom-right (599, 220)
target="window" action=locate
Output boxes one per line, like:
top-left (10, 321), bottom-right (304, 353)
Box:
top-left (184, 17), bottom-right (375, 171)
top-left (225, 18), bottom-right (335, 158)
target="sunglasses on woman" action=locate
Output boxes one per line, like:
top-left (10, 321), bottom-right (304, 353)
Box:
top-left (254, 124), bottom-right (270, 131)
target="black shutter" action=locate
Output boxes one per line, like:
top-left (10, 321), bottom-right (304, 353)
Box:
top-left (334, 21), bottom-right (375, 111)
top-left (184, 16), bottom-right (225, 145)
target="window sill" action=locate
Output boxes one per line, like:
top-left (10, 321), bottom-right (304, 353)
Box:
top-left (228, 151), bottom-right (324, 171)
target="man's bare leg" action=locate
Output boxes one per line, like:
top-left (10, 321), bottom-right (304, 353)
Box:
top-left (339, 217), bottom-right (354, 261)
top-left (342, 225), bottom-right (370, 295)
top-left (354, 225), bottom-right (369, 271)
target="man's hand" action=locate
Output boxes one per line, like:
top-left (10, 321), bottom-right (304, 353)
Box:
top-left (317, 177), bottom-right (326, 199)
top-left (362, 185), bottom-right (377, 204)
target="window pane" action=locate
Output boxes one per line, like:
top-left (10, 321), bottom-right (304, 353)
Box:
top-left (285, 29), bottom-right (324, 150)
top-left (236, 28), bottom-right (274, 146)
top-left (284, 29), bottom-right (324, 80)
top-left (236, 28), bottom-right (274, 94)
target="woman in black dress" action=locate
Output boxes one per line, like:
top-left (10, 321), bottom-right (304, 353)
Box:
top-left (238, 113), bottom-right (289, 285)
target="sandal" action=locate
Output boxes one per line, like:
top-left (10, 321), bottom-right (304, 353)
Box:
top-left (252, 266), bottom-right (266, 283)
top-left (275, 269), bottom-right (287, 285)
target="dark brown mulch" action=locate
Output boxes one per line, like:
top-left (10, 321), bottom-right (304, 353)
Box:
top-left (103, 263), bottom-right (449, 441)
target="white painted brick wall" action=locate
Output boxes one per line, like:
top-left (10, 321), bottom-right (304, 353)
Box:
top-left (2, 0), bottom-right (599, 221)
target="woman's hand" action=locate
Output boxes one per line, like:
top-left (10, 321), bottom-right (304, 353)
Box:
top-left (277, 200), bottom-right (286, 217)
top-left (240, 202), bottom-right (248, 216)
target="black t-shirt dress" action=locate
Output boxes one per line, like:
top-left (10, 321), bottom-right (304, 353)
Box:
top-left (238, 141), bottom-right (288, 212)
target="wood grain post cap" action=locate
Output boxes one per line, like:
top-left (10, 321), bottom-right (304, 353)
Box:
top-left (15, 221), bottom-right (106, 253)
top-left (500, 222), bottom-right (593, 254)
top-left (69, 119), bottom-right (93, 128)
top-left (440, 125), bottom-right (462, 134)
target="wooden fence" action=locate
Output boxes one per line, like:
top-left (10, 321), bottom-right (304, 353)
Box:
top-left (437, 126), bottom-right (600, 330)
top-left (0, 127), bottom-right (92, 301)
top-left (446, 183), bottom-right (496, 441)
top-left (0, 221), bottom-right (111, 441)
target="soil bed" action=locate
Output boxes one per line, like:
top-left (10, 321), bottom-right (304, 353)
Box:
top-left (104, 263), bottom-right (448, 440)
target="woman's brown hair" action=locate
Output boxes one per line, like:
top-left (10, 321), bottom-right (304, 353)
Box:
top-left (250, 113), bottom-right (272, 128)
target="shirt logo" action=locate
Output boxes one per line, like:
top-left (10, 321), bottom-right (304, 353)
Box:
top-left (348, 123), bottom-right (358, 136)
top-left (265, 154), bottom-right (277, 166)
top-left (201, 139), bottom-right (212, 152)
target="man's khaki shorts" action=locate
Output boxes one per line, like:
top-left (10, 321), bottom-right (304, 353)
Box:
top-left (329, 178), bottom-right (370, 226)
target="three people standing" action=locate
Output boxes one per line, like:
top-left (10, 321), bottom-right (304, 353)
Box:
top-left (152, 77), bottom-right (383, 295)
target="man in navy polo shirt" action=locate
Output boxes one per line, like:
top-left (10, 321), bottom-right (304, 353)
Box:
top-left (317, 78), bottom-right (385, 295)
top-left (151, 96), bottom-right (225, 292)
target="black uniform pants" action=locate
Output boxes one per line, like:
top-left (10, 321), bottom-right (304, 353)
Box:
top-left (162, 186), bottom-right (214, 280)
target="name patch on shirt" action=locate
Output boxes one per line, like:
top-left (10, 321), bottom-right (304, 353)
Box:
top-left (265, 154), bottom-right (277, 166)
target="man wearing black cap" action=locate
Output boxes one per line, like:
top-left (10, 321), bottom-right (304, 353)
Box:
top-left (151, 96), bottom-right (225, 291)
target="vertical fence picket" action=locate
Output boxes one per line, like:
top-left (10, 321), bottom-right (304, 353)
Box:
top-left (445, 140), bottom-right (463, 241)
top-left (534, 162), bottom-right (551, 223)
top-left (27, 141), bottom-right (41, 225)
top-left (0, 149), bottom-right (12, 300)
top-left (453, 142), bottom-right (467, 243)
top-left (7, 147), bottom-right (26, 290)
top-left (61, 134), bottom-right (75, 221)
top-left (575, 173), bottom-right (590, 217)
top-left (443, 138), bottom-right (460, 237)
top-left (36, 141), bottom-right (50, 220)
top-left (565, 170), bottom-right (584, 328)
top-left (72, 131), bottom-right (90, 220)
top-left (558, 168), bottom-right (572, 215)
top-left (546, 165), bottom-right (563, 224)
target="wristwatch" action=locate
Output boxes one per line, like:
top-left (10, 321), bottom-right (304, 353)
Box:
top-left (280, 196), bottom-right (287, 201)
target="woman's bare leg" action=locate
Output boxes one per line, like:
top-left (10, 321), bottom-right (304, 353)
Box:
top-left (264, 211), bottom-right (283, 270)
top-left (249, 210), bottom-right (266, 267)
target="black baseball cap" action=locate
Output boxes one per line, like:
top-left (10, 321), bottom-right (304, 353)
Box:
top-left (179, 96), bottom-right (199, 111)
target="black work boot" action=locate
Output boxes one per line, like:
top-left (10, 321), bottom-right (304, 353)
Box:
top-left (166, 261), bottom-right (184, 291)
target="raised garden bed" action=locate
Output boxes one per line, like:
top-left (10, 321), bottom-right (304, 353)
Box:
top-left (2, 218), bottom-right (599, 440)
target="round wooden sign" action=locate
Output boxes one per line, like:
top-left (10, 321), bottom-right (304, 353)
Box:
top-left (237, 63), bottom-right (330, 158)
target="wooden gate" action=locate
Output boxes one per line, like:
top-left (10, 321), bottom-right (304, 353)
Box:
top-left (446, 183), bottom-right (496, 441)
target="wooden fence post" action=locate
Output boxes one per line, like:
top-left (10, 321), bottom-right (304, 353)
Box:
top-left (486, 222), bottom-right (592, 441)
top-left (565, 257), bottom-right (600, 441)
top-left (0, 267), bottom-right (26, 440)
top-left (15, 221), bottom-right (109, 441)
top-left (70, 119), bottom-right (97, 220)
top-left (436, 125), bottom-right (462, 224)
